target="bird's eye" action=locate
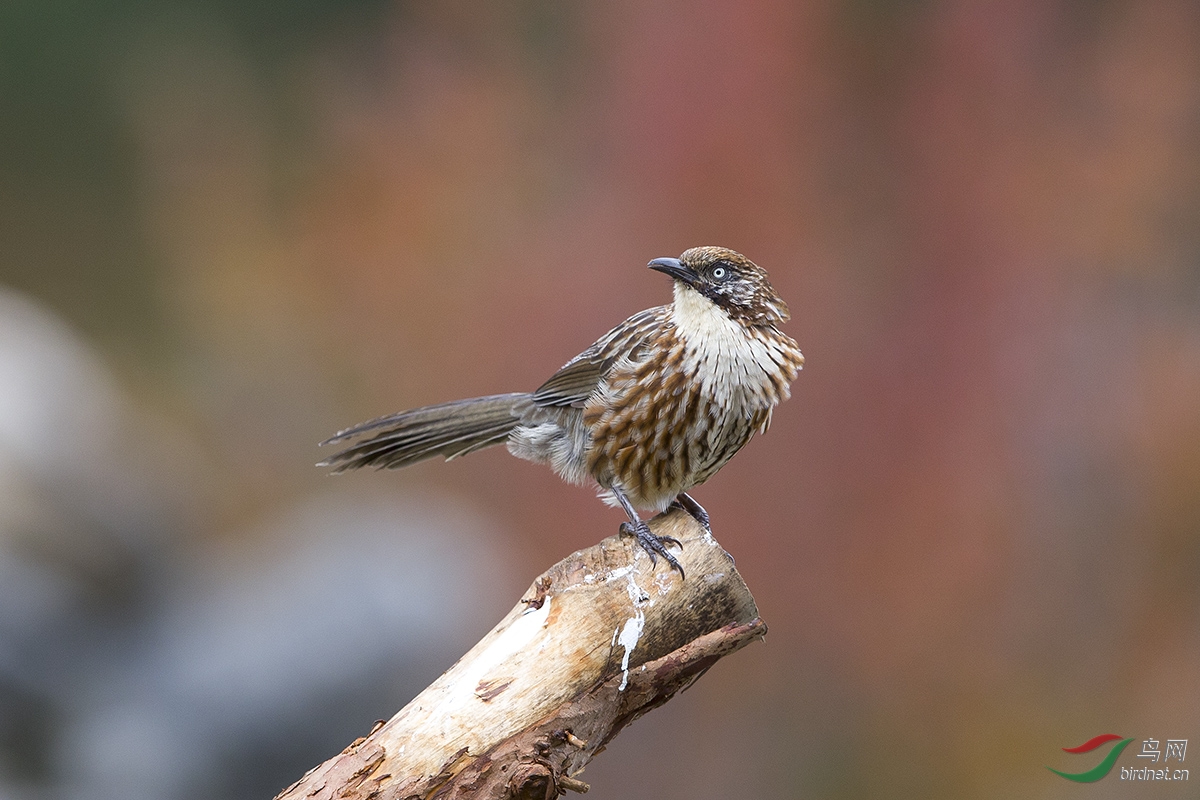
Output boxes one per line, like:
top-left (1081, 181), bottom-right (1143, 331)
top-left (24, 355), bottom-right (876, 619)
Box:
top-left (712, 266), bottom-right (727, 280)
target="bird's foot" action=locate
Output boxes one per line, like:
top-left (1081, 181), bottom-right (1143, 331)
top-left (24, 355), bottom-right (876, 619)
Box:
top-left (671, 492), bottom-right (711, 532)
top-left (619, 521), bottom-right (685, 579)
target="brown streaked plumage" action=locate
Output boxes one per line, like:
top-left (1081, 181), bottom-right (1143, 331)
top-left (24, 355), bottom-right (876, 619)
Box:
top-left (319, 246), bottom-right (804, 577)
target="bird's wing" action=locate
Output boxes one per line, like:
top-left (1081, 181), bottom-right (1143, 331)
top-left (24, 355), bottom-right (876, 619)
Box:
top-left (531, 305), bottom-right (670, 408)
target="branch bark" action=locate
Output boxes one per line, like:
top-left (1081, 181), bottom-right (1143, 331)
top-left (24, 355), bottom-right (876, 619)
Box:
top-left (275, 508), bottom-right (766, 800)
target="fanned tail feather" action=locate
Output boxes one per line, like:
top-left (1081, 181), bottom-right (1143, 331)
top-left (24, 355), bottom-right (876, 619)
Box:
top-left (318, 393), bottom-right (531, 472)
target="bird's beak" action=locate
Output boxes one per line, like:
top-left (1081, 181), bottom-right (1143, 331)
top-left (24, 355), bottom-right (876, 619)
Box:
top-left (648, 257), bottom-right (699, 286)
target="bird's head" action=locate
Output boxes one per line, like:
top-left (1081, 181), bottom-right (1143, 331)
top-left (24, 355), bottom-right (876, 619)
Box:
top-left (649, 246), bottom-right (790, 326)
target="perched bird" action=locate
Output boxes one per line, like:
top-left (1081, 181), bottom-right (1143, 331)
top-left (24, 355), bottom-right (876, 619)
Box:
top-left (319, 246), bottom-right (804, 577)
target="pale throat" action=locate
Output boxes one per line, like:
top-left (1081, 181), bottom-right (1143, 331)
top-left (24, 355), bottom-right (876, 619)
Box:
top-left (670, 282), bottom-right (740, 339)
top-left (669, 282), bottom-right (778, 396)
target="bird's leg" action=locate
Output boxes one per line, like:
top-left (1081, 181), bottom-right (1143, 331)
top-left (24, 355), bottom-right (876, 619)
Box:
top-left (611, 486), bottom-right (685, 579)
top-left (669, 492), bottom-right (711, 532)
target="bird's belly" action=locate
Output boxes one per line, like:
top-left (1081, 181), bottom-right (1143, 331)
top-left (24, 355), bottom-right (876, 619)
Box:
top-left (584, 365), bottom-right (767, 511)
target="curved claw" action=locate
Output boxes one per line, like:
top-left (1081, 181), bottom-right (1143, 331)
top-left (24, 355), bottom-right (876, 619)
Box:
top-left (620, 521), bottom-right (686, 579)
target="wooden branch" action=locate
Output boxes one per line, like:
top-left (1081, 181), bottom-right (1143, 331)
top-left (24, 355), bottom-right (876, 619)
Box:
top-left (275, 508), bottom-right (766, 800)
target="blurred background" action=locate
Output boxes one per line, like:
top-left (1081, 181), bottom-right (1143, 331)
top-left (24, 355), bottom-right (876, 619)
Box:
top-left (2, 1), bottom-right (1198, 797)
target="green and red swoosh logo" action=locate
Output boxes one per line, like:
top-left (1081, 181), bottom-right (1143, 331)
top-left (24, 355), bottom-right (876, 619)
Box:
top-left (1047, 734), bottom-right (1135, 782)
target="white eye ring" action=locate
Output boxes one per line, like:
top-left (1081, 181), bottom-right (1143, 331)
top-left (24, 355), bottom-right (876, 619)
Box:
top-left (712, 266), bottom-right (727, 280)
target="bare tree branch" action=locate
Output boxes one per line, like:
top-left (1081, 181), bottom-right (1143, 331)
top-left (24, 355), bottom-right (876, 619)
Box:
top-left (276, 508), bottom-right (765, 800)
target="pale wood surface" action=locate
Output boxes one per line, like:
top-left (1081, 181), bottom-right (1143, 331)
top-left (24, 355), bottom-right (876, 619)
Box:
top-left (276, 508), bottom-right (765, 800)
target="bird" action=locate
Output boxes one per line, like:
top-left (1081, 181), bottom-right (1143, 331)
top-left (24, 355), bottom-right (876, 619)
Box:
top-left (319, 246), bottom-right (804, 578)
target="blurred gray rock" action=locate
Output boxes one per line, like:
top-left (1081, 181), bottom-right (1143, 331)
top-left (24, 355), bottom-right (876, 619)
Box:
top-left (59, 489), bottom-right (515, 800)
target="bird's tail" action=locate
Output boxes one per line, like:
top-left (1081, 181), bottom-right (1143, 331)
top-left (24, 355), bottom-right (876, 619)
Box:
top-left (318, 392), bottom-right (532, 472)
